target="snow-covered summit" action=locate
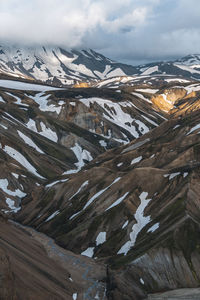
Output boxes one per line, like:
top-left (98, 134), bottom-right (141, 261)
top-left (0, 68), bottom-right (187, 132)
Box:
top-left (136, 54), bottom-right (200, 80)
top-left (176, 54), bottom-right (200, 66)
top-left (1, 42), bottom-right (200, 85)
top-left (0, 43), bottom-right (137, 86)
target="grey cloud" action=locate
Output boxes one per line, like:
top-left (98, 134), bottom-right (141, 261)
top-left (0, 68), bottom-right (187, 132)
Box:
top-left (120, 26), bottom-right (135, 34)
top-left (0, 0), bottom-right (200, 65)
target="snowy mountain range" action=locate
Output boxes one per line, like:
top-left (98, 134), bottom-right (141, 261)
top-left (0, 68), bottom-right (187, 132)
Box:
top-left (1, 43), bottom-right (200, 299)
top-left (1, 75), bottom-right (200, 299)
top-left (138, 54), bottom-right (200, 80)
top-left (0, 44), bottom-right (137, 86)
top-left (1, 43), bottom-right (200, 86)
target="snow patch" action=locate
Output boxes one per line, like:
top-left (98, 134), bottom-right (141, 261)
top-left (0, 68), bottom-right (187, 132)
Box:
top-left (0, 79), bottom-right (62, 91)
top-left (140, 278), bottom-right (145, 285)
top-left (118, 192), bottom-right (152, 255)
top-left (69, 180), bottom-right (89, 201)
top-left (164, 172), bottom-right (181, 180)
top-left (147, 222), bottom-right (159, 233)
top-left (5, 198), bottom-right (20, 213)
top-left (106, 192), bottom-right (129, 211)
top-left (132, 92), bottom-right (151, 103)
top-left (0, 179), bottom-right (26, 198)
top-left (72, 293), bottom-right (77, 300)
top-left (99, 140), bottom-right (107, 148)
top-left (46, 178), bottom-right (68, 188)
top-left (29, 92), bottom-right (62, 114)
top-left (0, 144), bottom-right (45, 179)
top-left (64, 143), bottom-right (93, 174)
top-left (26, 119), bottom-right (58, 143)
top-left (141, 66), bottom-right (158, 76)
top-left (45, 210), bottom-right (60, 222)
top-left (135, 88), bottom-right (158, 93)
top-left (96, 232), bottom-right (106, 246)
top-left (40, 122), bottom-right (58, 142)
top-left (0, 124), bottom-right (8, 129)
top-left (83, 177), bottom-right (121, 210)
top-left (81, 247), bottom-right (95, 258)
top-left (122, 220), bottom-right (128, 229)
top-left (131, 156), bottom-right (142, 165)
top-left (12, 173), bottom-right (19, 179)
top-left (186, 124), bottom-right (200, 135)
top-left (17, 130), bottom-right (44, 153)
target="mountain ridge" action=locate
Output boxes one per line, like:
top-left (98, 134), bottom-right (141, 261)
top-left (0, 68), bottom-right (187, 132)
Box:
top-left (1, 45), bottom-right (200, 299)
top-left (1, 43), bottom-right (200, 86)
top-left (0, 43), bottom-right (137, 86)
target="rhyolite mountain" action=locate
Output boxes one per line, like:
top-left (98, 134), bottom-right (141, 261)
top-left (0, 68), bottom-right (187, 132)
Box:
top-left (0, 43), bottom-right (138, 85)
top-left (1, 60), bottom-right (200, 299)
top-left (136, 54), bottom-right (200, 80)
top-left (1, 43), bottom-right (200, 86)
top-left (0, 78), bottom-right (165, 216)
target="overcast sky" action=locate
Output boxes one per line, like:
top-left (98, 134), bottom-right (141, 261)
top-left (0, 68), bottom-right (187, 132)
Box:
top-left (1, 0), bottom-right (200, 65)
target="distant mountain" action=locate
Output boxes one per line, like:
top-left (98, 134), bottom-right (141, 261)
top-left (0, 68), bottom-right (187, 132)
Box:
top-left (1, 62), bottom-right (200, 298)
top-left (0, 43), bottom-right (137, 86)
top-left (1, 43), bottom-right (200, 87)
top-left (136, 54), bottom-right (200, 79)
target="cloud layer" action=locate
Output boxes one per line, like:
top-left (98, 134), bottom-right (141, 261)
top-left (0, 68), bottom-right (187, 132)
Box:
top-left (1, 0), bottom-right (200, 64)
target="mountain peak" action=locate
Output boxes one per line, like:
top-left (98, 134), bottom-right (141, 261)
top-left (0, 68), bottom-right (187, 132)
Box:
top-left (1, 43), bottom-right (200, 86)
top-left (0, 43), bottom-right (137, 86)
top-left (177, 53), bottom-right (200, 65)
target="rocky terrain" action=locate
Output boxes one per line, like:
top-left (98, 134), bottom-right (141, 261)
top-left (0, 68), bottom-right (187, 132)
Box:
top-left (1, 43), bottom-right (200, 86)
top-left (0, 216), bottom-right (107, 299)
top-left (0, 44), bottom-right (137, 86)
top-left (0, 53), bottom-right (200, 299)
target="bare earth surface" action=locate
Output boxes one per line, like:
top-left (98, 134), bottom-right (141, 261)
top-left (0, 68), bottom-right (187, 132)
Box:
top-left (147, 288), bottom-right (200, 299)
top-left (1, 76), bottom-right (200, 299)
top-left (0, 218), bottom-right (107, 300)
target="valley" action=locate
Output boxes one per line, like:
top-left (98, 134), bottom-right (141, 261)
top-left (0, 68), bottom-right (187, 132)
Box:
top-left (0, 47), bottom-right (200, 299)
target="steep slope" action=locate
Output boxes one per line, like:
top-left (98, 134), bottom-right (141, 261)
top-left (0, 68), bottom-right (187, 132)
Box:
top-left (137, 54), bottom-right (200, 80)
top-left (0, 44), bottom-right (137, 86)
top-left (13, 81), bottom-right (200, 298)
top-left (0, 216), bottom-right (107, 300)
top-left (16, 108), bottom-right (200, 258)
top-left (0, 78), bottom-right (166, 215)
top-left (1, 76), bottom-right (200, 299)
top-left (1, 43), bottom-right (200, 88)
top-left (94, 74), bottom-right (193, 90)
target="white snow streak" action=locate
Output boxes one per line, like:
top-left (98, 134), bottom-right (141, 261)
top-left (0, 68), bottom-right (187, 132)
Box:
top-left (17, 130), bottom-right (44, 153)
top-left (106, 192), bottom-right (129, 211)
top-left (118, 192), bottom-right (152, 255)
top-left (81, 247), bottom-right (95, 258)
top-left (0, 144), bottom-right (45, 179)
top-left (131, 156), bottom-right (142, 165)
top-left (45, 210), bottom-right (60, 222)
top-left (83, 177), bottom-right (121, 210)
top-left (96, 232), bottom-right (106, 246)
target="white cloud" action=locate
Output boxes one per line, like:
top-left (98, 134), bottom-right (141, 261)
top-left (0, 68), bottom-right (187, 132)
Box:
top-left (0, 0), bottom-right (200, 64)
top-left (103, 7), bottom-right (148, 33)
top-left (0, 0), bottom-right (154, 45)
